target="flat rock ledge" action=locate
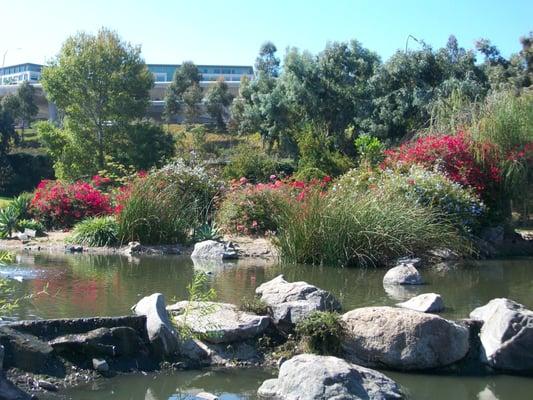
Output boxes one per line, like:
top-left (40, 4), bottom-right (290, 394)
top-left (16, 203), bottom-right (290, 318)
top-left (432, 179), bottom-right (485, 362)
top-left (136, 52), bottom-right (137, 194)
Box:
top-left (341, 306), bottom-right (470, 370)
top-left (397, 293), bottom-right (444, 313)
top-left (255, 275), bottom-right (341, 330)
top-left (168, 301), bottom-right (270, 344)
top-left (257, 354), bottom-right (403, 400)
top-left (470, 298), bottom-right (533, 374)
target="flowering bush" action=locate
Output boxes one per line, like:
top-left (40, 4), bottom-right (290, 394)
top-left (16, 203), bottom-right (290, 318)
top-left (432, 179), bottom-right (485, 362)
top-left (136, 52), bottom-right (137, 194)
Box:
top-left (382, 132), bottom-right (501, 195)
top-left (116, 160), bottom-right (219, 244)
top-left (31, 180), bottom-right (112, 228)
top-left (334, 165), bottom-right (486, 233)
top-left (217, 176), bottom-right (331, 235)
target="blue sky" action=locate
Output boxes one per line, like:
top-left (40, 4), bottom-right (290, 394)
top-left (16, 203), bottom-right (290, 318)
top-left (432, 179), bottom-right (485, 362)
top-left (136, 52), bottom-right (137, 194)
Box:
top-left (1, 0), bottom-right (531, 67)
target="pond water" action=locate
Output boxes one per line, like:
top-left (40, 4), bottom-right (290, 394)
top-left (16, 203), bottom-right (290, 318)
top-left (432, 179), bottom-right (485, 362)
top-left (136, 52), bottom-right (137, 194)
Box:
top-left (2, 252), bottom-right (533, 399)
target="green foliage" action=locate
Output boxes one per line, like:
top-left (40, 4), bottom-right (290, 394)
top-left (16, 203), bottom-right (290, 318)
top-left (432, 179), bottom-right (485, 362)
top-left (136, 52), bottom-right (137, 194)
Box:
top-left (295, 311), bottom-right (345, 356)
top-left (0, 152), bottom-right (54, 197)
top-left (223, 143), bottom-right (294, 182)
top-left (117, 160), bottom-right (218, 245)
top-left (193, 222), bottom-right (222, 242)
top-left (9, 193), bottom-right (32, 219)
top-left (69, 216), bottom-right (119, 247)
top-left (354, 134), bottom-right (384, 166)
top-left (239, 297), bottom-right (270, 315)
top-left (0, 206), bottom-right (18, 238)
top-left (41, 28), bottom-right (153, 170)
top-left (293, 167), bottom-right (327, 182)
top-left (275, 187), bottom-right (469, 267)
top-left (205, 78), bottom-right (233, 130)
top-left (182, 83), bottom-right (203, 125)
top-left (0, 100), bottom-right (17, 155)
top-left (16, 219), bottom-right (45, 236)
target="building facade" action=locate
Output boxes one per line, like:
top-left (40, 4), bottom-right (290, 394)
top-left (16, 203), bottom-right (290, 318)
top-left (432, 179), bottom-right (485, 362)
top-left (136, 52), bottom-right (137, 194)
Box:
top-left (0, 63), bottom-right (43, 85)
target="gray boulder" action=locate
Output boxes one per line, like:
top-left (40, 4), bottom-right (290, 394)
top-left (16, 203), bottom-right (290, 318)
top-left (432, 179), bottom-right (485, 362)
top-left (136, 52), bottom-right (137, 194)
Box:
top-left (383, 263), bottom-right (424, 285)
top-left (470, 298), bottom-right (533, 373)
top-left (92, 358), bottom-right (109, 372)
top-left (255, 275), bottom-right (341, 330)
top-left (0, 374), bottom-right (32, 400)
top-left (168, 301), bottom-right (270, 343)
top-left (257, 354), bottom-right (403, 400)
top-left (191, 240), bottom-right (238, 260)
top-left (132, 293), bottom-right (179, 358)
top-left (341, 307), bottom-right (469, 370)
top-left (397, 293), bottom-right (444, 313)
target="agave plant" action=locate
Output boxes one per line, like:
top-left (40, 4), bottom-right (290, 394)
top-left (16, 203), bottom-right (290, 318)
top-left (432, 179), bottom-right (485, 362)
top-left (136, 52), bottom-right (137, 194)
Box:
top-left (194, 222), bottom-right (222, 242)
top-left (0, 207), bottom-right (19, 238)
top-left (9, 193), bottom-right (32, 220)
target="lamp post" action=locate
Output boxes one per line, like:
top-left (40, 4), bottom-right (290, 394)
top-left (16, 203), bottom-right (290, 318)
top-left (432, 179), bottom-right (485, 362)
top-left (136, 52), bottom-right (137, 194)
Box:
top-left (2, 48), bottom-right (22, 67)
top-left (405, 35), bottom-right (420, 53)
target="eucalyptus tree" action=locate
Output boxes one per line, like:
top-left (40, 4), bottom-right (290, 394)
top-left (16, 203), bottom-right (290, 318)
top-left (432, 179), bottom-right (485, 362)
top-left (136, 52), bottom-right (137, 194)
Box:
top-left (205, 78), bottom-right (233, 130)
top-left (164, 61), bottom-right (202, 123)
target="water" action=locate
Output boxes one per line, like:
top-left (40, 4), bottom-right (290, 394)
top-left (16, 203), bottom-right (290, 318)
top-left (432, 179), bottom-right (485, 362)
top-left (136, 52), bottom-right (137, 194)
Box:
top-left (2, 252), bottom-right (533, 399)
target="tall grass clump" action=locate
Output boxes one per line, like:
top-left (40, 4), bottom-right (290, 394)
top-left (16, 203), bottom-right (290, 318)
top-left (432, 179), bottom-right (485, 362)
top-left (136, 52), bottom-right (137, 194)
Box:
top-left (116, 160), bottom-right (218, 245)
top-left (274, 186), bottom-right (469, 267)
top-left (69, 216), bottom-right (119, 247)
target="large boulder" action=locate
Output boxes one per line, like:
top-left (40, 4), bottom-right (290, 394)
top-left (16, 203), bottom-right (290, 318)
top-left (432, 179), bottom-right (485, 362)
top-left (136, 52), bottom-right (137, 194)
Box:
top-left (168, 301), bottom-right (270, 344)
top-left (255, 275), bottom-right (341, 330)
top-left (49, 326), bottom-right (146, 357)
top-left (191, 240), bottom-right (238, 260)
top-left (257, 354), bottom-right (403, 400)
top-left (469, 298), bottom-right (533, 373)
top-left (0, 374), bottom-right (32, 400)
top-left (341, 307), bottom-right (469, 370)
top-left (0, 326), bottom-right (64, 376)
top-left (383, 263), bottom-right (424, 285)
top-left (132, 293), bottom-right (179, 358)
top-left (397, 293), bottom-right (444, 313)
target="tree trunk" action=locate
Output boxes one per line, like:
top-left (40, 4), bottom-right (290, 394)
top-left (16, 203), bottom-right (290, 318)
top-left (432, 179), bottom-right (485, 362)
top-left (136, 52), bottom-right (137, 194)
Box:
top-left (97, 128), bottom-right (105, 170)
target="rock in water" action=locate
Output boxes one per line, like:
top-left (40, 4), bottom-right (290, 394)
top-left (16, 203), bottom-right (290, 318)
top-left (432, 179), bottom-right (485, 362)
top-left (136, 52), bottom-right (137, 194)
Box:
top-left (168, 301), bottom-right (270, 343)
top-left (257, 354), bottom-right (403, 399)
top-left (255, 275), bottom-right (341, 330)
top-left (191, 240), bottom-right (238, 260)
top-left (383, 263), bottom-right (424, 285)
top-left (397, 293), bottom-right (444, 313)
top-left (132, 293), bottom-right (179, 358)
top-left (341, 306), bottom-right (469, 370)
top-left (470, 298), bottom-right (533, 373)
top-left (92, 358), bottom-right (109, 372)
top-left (0, 374), bottom-right (32, 400)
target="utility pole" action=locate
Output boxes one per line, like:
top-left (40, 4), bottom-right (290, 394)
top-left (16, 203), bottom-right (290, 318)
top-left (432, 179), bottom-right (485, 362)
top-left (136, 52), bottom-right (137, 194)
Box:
top-left (405, 35), bottom-right (420, 53)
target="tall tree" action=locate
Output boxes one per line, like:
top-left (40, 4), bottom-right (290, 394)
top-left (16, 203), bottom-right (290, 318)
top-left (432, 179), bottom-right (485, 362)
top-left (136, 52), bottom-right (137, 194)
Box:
top-left (182, 83), bottom-right (203, 125)
top-left (0, 102), bottom-right (16, 155)
top-left (164, 61), bottom-right (202, 123)
top-left (255, 41), bottom-right (280, 78)
top-left (41, 28), bottom-right (153, 169)
top-left (205, 78), bottom-right (233, 130)
top-left (16, 81), bottom-right (38, 140)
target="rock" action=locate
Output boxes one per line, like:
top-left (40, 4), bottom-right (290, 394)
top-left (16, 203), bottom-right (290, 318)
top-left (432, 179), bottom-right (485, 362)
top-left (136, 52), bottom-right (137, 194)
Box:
top-left (168, 301), bottom-right (269, 343)
top-left (428, 248), bottom-right (460, 261)
top-left (49, 326), bottom-right (145, 357)
top-left (341, 307), bottom-right (470, 370)
top-left (92, 358), bottom-right (109, 372)
top-left (469, 298), bottom-right (533, 373)
top-left (22, 229), bottom-right (36, 238)
top-left (480, 226), bottom-right (505, 245)
top-left (191, 240), bottom-right (238, 260)
top-left (196, 392), bottom-right (219, 400)
top-left (0, 327), bottom-right (64, 375)
top-left (65, 245), bottom-right (83, 253)
top-left (396, 257), bottom-right (423, 268)
top-left (132, 293), bottom-right (179, 358)
top-left (397, 293), bottom-right (444, 313)
top-left (123, 241), bottom-right (142, 255)
top-left (257, 354), bottom-right (403, 400)
top-left (37, 379), bottom-right (58, 391)
top-left (15, 233), bottom-right (29, 241)
top-left (0, 374), bottom-right (32, 400)
top-left (383, 263), bottom-right (424, 285)
top-left (255, 275), bottom-right (341, 330)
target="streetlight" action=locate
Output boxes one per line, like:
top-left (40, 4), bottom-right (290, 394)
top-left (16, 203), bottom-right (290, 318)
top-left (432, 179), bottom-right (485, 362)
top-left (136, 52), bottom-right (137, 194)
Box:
top-left (405, 35), bottom-right (420, 53)
top-left (2, 48), bottom-right (22, 67)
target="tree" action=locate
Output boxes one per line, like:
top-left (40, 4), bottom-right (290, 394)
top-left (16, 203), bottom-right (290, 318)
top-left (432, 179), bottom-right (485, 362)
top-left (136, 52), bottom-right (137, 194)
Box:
top-left (182, 83), bottom-right (203, 125)
top-left (0, 103), bottom-right (16, 155)
top-left (164, 61), bottom-right (202, 123)
top-left (255, 41), bottom-right (280, 78)
top-left (16, 81), bottom-right (38, 140)
top-left (205, 78), bottom-right (233, 130)
top-left (41, 28), bottom-right (153, 170)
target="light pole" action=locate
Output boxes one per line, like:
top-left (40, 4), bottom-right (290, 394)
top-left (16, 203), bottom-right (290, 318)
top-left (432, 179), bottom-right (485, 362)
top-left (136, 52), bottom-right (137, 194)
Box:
top-left (2, 48), bottom-right (22, 67)
top-left (405, 35), bottom-right (420, 53)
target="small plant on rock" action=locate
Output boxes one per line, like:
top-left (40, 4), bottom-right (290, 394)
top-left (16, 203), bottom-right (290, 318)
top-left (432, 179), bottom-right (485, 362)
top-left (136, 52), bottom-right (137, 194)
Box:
top-left (239, 296), bottom-right (271, 315)
top-left (295, 311), bottom-right (345, 356)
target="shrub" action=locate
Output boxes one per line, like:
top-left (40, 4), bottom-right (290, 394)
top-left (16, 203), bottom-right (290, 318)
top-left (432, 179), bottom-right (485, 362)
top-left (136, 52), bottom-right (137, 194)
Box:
top-left (16, 219), bottom-right (45, 236)
top-left (9, 193), bottom-right (32, 219)
top-left (31, 180), bottom-right (112, 228)
top-left (335, 165), bottom-right (486, 233)
top-left (223, 143), bottom-right (294, 183)
top-left (116, 160), bottom-right (218, 245)
top-left (295, 311), bottom-right (345, 356)
top-left (193, 222), bottom-right (222, 242)
top-left (0, 153), bottom-right (55, 197)
top-left (275, 188), bottom-right (469, 267)
top-left (239, 296), bottom-right (270, 315)
top-left (293, 167), bottom-right (327, 182)
top-left (354, 134), bottom-right (384, 166)
top-left (0, 207), bottom-right (18, 238)
top-left (69, 216), bottom-right (119, 247)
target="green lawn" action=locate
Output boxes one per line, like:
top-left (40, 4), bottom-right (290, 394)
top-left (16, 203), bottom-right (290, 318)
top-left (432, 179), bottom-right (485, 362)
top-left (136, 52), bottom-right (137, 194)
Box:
top-left (0, 197), bottom-right (13, 209)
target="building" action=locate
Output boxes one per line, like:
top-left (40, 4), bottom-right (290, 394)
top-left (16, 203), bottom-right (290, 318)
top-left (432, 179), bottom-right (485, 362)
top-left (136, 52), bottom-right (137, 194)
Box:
top-left (0, 62), bottom-right (254, 121)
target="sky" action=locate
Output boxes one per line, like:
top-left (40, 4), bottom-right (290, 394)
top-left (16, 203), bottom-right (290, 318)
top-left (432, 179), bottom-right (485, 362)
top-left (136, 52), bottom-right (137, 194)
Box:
top-left (1, 0), bottom-right (531, 67)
